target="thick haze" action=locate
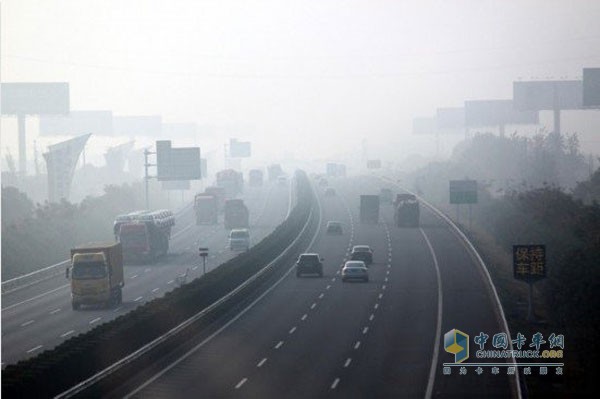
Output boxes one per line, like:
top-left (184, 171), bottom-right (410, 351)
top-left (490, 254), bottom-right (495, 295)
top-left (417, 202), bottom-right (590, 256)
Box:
top-left (2, 0), bottom-right (600, 166)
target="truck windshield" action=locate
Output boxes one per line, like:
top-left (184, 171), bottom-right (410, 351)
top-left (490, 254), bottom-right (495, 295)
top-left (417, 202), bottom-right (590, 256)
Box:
top-left (72, 262), bottom-right (107, 279)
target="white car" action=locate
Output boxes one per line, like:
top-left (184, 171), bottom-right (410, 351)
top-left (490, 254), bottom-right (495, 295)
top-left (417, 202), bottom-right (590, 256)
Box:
top-left (229, 228), bottom-right (250, 251)
top-left (341, 261), bottom-right (369, 282)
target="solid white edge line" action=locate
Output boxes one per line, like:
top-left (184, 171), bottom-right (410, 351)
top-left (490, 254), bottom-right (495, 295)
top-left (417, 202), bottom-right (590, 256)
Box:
top-left (420, 228), bottom-right (443, 399)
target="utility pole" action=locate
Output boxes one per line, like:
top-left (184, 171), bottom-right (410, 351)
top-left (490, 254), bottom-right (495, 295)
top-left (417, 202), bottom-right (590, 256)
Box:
top-left (144, 148), bottom-right (156, 210)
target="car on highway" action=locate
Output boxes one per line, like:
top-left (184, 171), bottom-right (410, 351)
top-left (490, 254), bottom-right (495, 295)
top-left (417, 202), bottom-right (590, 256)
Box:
top-left (324, 187), bottom-right (336, 197)
top-left (229, 228), bottom-right (250, 251)
top-left (341, 261), bottom-right (369, 282)
top-left (350, 245), bottom-right (373, 265)
top-left (296, 253), bottom-right (324, 277)
top-left (326, 221), bottom-right (343, 235)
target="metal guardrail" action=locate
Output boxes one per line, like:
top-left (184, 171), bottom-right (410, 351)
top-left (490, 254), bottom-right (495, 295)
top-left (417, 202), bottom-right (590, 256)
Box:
top-left (1, 202), bottom-right (194, 295)
top-left (54, 177), bottom-right (318, 398)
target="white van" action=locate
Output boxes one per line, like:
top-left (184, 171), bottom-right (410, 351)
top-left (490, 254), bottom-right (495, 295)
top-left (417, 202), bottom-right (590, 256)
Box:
top-left (229, 228), bottom-right (250, 251)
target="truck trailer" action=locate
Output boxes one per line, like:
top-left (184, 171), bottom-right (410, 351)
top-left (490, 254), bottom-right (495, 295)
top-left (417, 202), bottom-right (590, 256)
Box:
top-left (114, 209), bottom-right (175, 263)
top-left (224, 199), bottom-right (249, 229)
top-left (68, 242), bottom-right (124, 310)
top-left (194, 193), bottom-right (218, 224)
top-left (394, 194), bottom-right (420, 227)
top-left (360, 195), bottom-right (380, 224)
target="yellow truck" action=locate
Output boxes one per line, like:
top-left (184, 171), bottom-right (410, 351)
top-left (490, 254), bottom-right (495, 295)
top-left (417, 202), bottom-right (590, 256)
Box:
top-left (68, 242), bottom-right (124, 310)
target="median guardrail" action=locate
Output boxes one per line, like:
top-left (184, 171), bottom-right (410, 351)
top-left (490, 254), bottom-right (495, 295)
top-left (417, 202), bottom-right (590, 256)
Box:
top-left (2, 171), bottom-right (317, 398)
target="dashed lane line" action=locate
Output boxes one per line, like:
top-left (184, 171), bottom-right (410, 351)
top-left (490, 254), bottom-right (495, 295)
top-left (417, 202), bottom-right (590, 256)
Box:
top-left (235, 378), bottom-right (248, 389)
top-left (49, 308), bottom-right (61, 315)
top-left (274, 341), bottom-right (284, 349)
top-left (331, 378), bottom-right (340, 390)
top-left (354, 341), bottom-right (361, 350)
top-left (21, 320), bottom-right (34, 327)
top-left (257, 358), bottom-right (267, 368)
top-left (89, 317), bottom-right (102, 325)
top-left (344, 358), bottom-right (352, 368)
top-left (61, 330), bottom-right (75, 338)
top-left (134, 296), bottom-right (143, 302)
top-left (301, 314), bottom-right (308, 321)
top-left (363, 327), bottom-right (369, 334)
top-left (289, 326), bottom-right (297, 334)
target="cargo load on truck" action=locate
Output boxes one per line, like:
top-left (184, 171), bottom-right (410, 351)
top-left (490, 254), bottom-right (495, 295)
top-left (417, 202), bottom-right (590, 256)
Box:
top-left (267, 164), bottom-right (284, 181)
top-left (248, 169), bottom-right (264, 187)
top-left (394, 194), bottom-right (420, 227)
top-left (113, 209), bottom-right (175, 263)
top-left (68, 242), bottom-right (124, 310)
top-left (224, 199), bottom-right (249, 229)
top-left (216, 169), bottom-right (243, 198)
top-left (360, 195), bottom-right (380, 224)
top-left (194, 193), bottom-right (218, 224)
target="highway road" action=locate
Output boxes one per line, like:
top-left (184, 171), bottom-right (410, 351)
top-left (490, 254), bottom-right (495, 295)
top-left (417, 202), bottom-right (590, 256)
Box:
top-left (119, 175), bottom-right (515, 399)
top-left (1, 181), bottom-right (291, 366)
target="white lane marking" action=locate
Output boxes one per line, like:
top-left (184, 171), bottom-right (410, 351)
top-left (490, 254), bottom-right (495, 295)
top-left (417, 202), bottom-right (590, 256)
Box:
top-left (354, 341), bottom-right (361, 350)
top-left (113, 306), bottom-right (122, 313)
top-left (145, 268), bottom-right (151, 273)
top-left (49, 308), bottom-right (61, 315)
top-left (331, 378), bottom-right (340, 389)
top-left (152, 288), bottom-right (160, 293)
top-left (235, 378), bottom-right (248, 389)
top-left (335, 270), bottom-right (340, 275)
top-left (363, 327), bottom-right (369, 334)
top-left (318, 293), bottom-right (324, 299)
top-left (26, 345), bottom-right (43, 354)
top-left (310, 302), bottom-right (317, 309)
top-left (301, 314), bottom-right (308, 321)
top-left (275, 341), bottom-right (284, 349)
top-left (89, 317), bottom-right (101, 325)
top-left (382, 285), bottom-right (387, 290)
top-left (331, 277), bottom-right (336, 282)
top-left (61, 330), bottom-right (75, 338)
top-left (369, 314), bottom-right (375, 321)
top-left (374, 303), bottom-right (379, 310)
top-left (167, 280), bottom-right (174, 284)
top-left (134, 296), bottom-right (143, 302)
top-left (21, 320), bottom-right (35, 327)
top-left (289, 326), bottom-right (297, 334)
top-left (130, 274), bottom-right (138, 279)
top-left (378, 293), bottom-right (383, 299)
top-left (421, 228), bottom-right (444, 399)
top-left (344, 358), bottom-right (352, 368)
top-left (257, 358), bottom-right (267, 368)
top-left (192, 266), bottom-right (198, 271)
top-left (384, 277), bottom-right (389, 282)
top-left (326, 285), bottom-right (331, 290)
top-left (2, 283), bottom-right (70, 311)
top-left (386, 270), bottom-right (390, 275)
top-left (387, 264), bottom-right (391, 268)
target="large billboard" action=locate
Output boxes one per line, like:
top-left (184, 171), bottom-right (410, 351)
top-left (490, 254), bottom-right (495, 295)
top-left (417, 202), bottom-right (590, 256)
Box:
top-left (43, 134), bottom-right (91, 202)
top-left (465, 100), bottom-right (538, 127)
top-left (114, 116), bottom-right (162, 137)
top-left (513, 80), bottom-right (582, 111)
top-left (156, 140), bottom-right (201, 181)
top-left (436, 107), bottom-right (465, 129)
top-left (229, 139), bottom-right (251, 158)
top-left (583, 68), bottom-right (600, 108)
top-left (39, 110), bottom-right (113, 136)
top-left (1, 82), bottom-right (69, 115)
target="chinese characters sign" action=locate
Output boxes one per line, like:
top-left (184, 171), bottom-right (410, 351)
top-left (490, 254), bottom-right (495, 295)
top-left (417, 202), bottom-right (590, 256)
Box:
top-left (513, 245), bottom-right (546, 282)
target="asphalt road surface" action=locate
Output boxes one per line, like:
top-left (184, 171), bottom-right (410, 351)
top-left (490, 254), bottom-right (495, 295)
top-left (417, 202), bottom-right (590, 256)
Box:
top-left (120, 176), bottom-right (514, 399)
top-left (1, 182), bottom-right (291, 366)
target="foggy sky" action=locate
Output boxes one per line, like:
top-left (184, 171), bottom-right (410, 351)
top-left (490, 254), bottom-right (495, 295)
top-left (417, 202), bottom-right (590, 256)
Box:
top-left (2, 0), bottom-right (600, 165)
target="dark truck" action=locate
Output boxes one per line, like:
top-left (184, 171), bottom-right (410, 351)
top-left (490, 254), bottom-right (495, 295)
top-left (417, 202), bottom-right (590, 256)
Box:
top-left (394, 194), bottom-right (420, 227)
top-left (360, 195), bottom-right (380, 224)
top-left (224, 199), bottom-right (249, 229)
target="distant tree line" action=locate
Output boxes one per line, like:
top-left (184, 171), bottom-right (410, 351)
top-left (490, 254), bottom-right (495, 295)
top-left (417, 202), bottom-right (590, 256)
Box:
top-left (408, 132), bottom-right (599, 396)
top-left (1, 182), bottom-right (171, 280)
